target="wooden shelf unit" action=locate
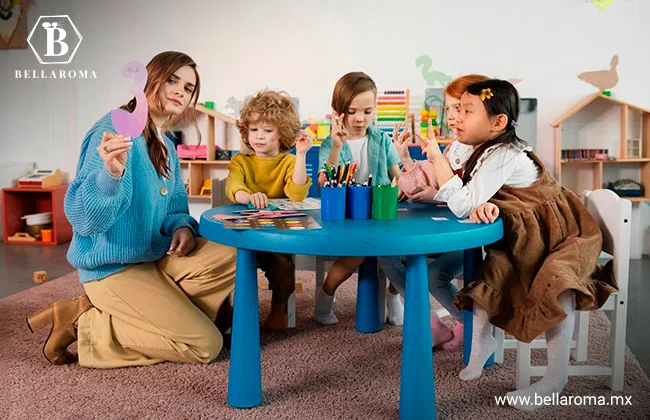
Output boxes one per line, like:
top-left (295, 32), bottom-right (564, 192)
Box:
top-left (179, 105), bottom-right (239, 200)
top-left (1, 185), bottom-right (72, 245)
top-left (553, 93), bottom-right (650, 201)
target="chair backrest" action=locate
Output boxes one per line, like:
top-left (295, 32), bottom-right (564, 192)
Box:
top-left (210, 178), bottom-right (229, 208)
top-left (581, 189), bottom-right (631, 292)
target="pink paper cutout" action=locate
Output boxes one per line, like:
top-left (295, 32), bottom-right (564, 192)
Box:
top-left (111, 61), bottom-right (149, 138)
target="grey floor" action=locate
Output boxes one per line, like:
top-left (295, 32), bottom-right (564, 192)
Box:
top-left (1, 243), bottom-right (648, 379)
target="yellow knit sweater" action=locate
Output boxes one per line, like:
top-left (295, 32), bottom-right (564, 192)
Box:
top-left (225, 152), bottom-right (311, 202)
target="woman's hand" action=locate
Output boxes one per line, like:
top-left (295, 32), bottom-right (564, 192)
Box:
top-left (98, 132), bottom-right (132, 177)
top-left (168, 227), bottom-right (196, 256)
top-left (469, 203), bottom-right (500, 224)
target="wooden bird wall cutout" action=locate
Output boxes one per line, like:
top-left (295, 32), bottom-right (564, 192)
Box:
top-left (578, 55), bottom-right (619, 92)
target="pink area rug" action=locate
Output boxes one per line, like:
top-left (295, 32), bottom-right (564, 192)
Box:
top-left (1, 271), bottom-right (649, 419)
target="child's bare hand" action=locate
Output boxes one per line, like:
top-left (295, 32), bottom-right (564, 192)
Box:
top-left (404, 185), bottom-right (437, 203)
top-left (469, 203), bottom-right (499, 224)
top-left (415, 120), bottom-right (441, 159)
top-left (398, 186), bottom-right (407, 202)
top-left (392, 122), bottom-right (412, 160)
top-left (249, 192), bottom-right (269, 209)
top-left (318, 170), bottom-right (328, 187)
top-left (330, 111), bottom-right (348, 149)
top-left (295, 130), bottom-right (313, 155)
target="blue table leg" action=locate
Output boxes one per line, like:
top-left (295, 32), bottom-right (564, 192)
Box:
top-left (227, 248), bottom-right (262, 408)
top-left (400, 254), bottom-right (436, 420)
top-left (355, 257), bottom-right (382, 333)
top-left (463, 248), bottom-right (494, 367)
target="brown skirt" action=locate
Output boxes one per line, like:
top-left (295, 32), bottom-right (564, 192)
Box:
top-left (454, 152), bottom-right (618, 343)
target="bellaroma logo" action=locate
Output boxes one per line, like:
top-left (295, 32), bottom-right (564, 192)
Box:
top-left (16, 15), bottom-right (97, 79)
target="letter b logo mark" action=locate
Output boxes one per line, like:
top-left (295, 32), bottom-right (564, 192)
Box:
top-left (42, 21), bottom-right (68, 56)
top-left (27, 15), bottom-right (82, 65)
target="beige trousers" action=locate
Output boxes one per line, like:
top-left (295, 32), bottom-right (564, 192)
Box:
top-left (77, 238), bottom-right (236, 368)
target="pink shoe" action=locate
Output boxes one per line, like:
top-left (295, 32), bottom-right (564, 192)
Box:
top-left (430, 313), bottom-right (453, 348)
top-left (438, 323), bottom-right (463, 351)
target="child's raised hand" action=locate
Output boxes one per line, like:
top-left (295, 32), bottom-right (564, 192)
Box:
top-left (317, 170), bottom-right (328, 187)
top-left (330, 111), bottom-right (348, 149)
top-left (249, 192), bottom-right (269, 209)
top-left (295, 130), bottom-right (313, 155)
top-left (392, 122), bottom-right (412, 160)
top-left (469, 202), bottom-right (499, 224)
top-left (415, 120), bottom-right (441, 159)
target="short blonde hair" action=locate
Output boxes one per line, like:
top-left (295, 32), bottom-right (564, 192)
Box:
top-left (237, 90), bottom-right (301, 153)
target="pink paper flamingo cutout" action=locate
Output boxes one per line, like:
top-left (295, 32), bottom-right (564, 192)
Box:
top-left (111, 61), bottom-right (149, 138)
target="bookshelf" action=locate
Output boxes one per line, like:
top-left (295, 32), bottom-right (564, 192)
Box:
top-left (179, 104), bottom-right (239, 200)
top-left (553, 93), bottom-right (650, 201)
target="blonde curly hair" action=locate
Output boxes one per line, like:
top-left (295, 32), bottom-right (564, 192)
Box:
top-left (237, 90), bottom-right (301, 153)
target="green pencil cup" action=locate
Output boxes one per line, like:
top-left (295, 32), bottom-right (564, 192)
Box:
top-left (372, 185), bottom-right (398, 220)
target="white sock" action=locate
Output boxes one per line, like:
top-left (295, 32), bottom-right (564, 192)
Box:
top-left (506, 291), bottom-right (575, 411)
top-left (387, 290), bottom-right (404, 326)
top-left (314, 286), bottom-right (338, 325)
top-left (459, 304), bottom-right (497, 381)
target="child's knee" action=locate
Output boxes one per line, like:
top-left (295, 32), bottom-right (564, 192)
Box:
top-left (339, 256), bottom-right (365, 269)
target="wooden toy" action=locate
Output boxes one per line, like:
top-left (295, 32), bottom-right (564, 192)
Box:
top-left (18, 169), bottom-right (62, 188)
top-left (8, 232), bottom-right (36, 242)
top-left (33, 271), bottom-right (47, 284)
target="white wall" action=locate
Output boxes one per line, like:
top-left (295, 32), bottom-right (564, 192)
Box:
top-left (1, 0), bottom-right (649, 255)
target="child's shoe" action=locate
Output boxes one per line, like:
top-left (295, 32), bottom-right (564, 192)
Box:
top-left (314, 287), bottom-right (338, 325)
top-left (430, 312), bottom-right (453, 348)
top-left (387, 292), bottom-right (404, 326)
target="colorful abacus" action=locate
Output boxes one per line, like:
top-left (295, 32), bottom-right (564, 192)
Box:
top-left (375, 89), bottom-right (410, 137)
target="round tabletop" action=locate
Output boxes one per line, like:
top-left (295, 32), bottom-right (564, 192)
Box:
top-left (199, 202), bottom-right (504, 257)
top-left (199, 202), bottom-right (503, 257)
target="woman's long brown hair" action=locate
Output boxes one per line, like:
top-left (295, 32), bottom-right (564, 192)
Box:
top-left (120, 51), bottom-right (201, 178)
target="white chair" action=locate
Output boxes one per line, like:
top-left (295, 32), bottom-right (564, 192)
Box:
top-left (495, 189), bottom-right (630, 391)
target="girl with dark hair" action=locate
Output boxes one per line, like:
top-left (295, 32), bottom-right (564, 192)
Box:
top-left (417, 79), bottom-right (617, 410)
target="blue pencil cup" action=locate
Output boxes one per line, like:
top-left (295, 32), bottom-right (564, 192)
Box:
top-left (346, 185), bottom-right (372, 219)
top-left (320, 186), bottom-right (347, 220)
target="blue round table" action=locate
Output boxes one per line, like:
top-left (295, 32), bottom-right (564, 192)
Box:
top-left (200, 202), bottom-right (503, 420)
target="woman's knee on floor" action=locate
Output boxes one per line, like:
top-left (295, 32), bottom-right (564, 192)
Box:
top-left (193, 326), bottom-right (224, 363)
